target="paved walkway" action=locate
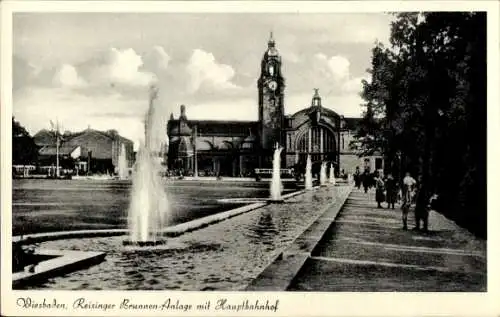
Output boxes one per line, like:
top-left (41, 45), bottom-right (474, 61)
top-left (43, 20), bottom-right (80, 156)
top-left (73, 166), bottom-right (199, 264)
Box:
top-left (288, 188), bottom-right (487, 291)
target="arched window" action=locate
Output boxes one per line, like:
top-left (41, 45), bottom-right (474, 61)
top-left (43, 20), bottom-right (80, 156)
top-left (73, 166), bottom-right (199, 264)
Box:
top-left (296, 126), bottom-right (336, 162)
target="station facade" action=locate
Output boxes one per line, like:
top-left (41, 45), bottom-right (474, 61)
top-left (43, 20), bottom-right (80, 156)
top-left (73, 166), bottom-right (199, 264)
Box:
top-left (167, 34), bottom-right (364, 177)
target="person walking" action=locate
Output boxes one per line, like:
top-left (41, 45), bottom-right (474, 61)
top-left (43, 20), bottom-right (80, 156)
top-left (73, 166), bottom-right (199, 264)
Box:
top-left (401, 172), bottom-right (416, 230)
top-left (362, 169), bottom-right (371, 193)
top-left (385, 173), bottom-right (397, 209)
top-left (413, 176), bottom-right (429, 232)
top-left (375, 172), bottom-right (385, 208)
top-left (354, 166), bottom-right (361, 189)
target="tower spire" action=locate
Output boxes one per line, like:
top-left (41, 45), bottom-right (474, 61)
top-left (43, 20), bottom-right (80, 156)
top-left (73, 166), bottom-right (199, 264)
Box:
top-left (268, 31), bottom-right (275, 48)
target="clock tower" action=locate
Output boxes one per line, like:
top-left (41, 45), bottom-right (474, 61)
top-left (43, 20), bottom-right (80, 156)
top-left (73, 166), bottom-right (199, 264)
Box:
top-left (258, 32), bottom-right (285, 155)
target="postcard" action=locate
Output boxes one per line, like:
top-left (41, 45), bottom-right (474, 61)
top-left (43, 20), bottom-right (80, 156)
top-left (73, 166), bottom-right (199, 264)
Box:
top-left (1, 1), bottom-right (499, 316)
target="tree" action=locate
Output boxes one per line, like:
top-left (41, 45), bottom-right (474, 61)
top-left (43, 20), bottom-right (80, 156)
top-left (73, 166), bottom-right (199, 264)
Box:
top-left (12, 117), bottom-right (39, 165)
top-left (354, 12), bottom-right (486, 237)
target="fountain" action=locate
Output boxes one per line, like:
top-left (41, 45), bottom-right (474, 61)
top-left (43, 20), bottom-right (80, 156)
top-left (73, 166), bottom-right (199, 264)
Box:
top-left (329, 163), bottom-right (336, 185)
top-left (319, 162), bottom-right (327, 186)
top-left (269, 143), bottom-right (284, 203)
top-left (305, 154), bottom-right (313, 190)
top-left (117, 143), bottom-right (129, 180)
top-left (123, 86), bottom-right (169, 246)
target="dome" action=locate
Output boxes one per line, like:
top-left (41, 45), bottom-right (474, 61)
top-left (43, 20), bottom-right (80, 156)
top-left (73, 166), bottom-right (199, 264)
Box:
top-left (195, 139), bottom-right (213, 151)
top-left (240, 134), bottom-right (256, 150)
top-left (265, 47), bottom-right (279, 57)
top-left (218, 141), bottom-right (233, 150)
top-left (264, 32), bottom-right (280, 58)
top-left (244, 134), bottom-right (256, 143)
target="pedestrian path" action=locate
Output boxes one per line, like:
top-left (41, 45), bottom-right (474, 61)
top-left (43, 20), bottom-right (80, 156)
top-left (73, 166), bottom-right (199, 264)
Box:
top-left (288, 188), bottom-right (487, 291)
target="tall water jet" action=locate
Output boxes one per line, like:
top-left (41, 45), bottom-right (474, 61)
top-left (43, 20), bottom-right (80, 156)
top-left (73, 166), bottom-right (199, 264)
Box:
top-left (124, 86), bottom-right (169, 246)
top-left (305, 154), bottom-right (313, 190)
top-left (118, 143), bottom-right (129, 180)
top-left (320, 162), bottom-right (327, 186)
top-left (329, 163), bottom-right (336, 185)
top-left (269, 143), bottom-right (284, 202)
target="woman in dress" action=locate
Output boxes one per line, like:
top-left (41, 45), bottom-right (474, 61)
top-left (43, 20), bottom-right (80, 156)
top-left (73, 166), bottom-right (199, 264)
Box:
top-left (375, 172), bottom-right (385, 208)
top-left (385, 173), bottom-right (397, 209)
top-left (354, 166), bottom-right (361, 189)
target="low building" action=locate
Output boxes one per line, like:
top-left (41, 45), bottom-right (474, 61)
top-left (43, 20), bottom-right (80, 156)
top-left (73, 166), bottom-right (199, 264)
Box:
top-left (33, 128), bottom-right (134, 175)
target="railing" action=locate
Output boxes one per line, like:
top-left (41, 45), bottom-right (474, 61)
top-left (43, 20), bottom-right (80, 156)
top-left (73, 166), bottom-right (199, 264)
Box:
top-left (254, 168), bottom-right (294, 176)
top-left (253, 168), bottom-right (295, 181)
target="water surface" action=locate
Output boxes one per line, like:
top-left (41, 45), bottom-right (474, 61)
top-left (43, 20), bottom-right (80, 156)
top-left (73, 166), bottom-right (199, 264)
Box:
top-left (24, 186), bottom-right (349, 290)
top-left (12, 179), bottom-right (294, 235)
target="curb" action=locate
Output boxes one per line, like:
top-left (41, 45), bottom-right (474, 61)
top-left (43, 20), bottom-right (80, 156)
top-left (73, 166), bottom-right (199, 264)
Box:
top-left (13, 249), bottom-right (106, 288)
top-left (245, 185), bottom-right (353, 291)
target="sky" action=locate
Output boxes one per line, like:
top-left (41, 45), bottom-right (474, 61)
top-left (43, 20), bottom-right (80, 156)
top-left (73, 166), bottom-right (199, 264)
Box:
top-left (13, 12), bottom-right (394, 147)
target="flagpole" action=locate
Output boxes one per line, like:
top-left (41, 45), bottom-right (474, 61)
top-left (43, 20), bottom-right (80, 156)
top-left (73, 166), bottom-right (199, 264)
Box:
top-left (56, 120), bottom-right (60, 178)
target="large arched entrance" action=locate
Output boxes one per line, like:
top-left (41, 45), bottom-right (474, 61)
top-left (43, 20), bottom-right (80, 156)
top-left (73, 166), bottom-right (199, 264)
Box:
top-left (296, 125), bottom-right (337, 163)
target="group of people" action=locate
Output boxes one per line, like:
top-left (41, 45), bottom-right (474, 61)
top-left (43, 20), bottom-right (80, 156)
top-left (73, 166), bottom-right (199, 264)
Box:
top-left (353, 166), bottom-right (433, 232)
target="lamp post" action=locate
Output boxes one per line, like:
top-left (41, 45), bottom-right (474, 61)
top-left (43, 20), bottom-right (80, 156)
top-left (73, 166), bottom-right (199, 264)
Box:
top-left (396, 150), bottom-right (402, 185)
top-left (337, 115), bottom-right (344, 176)
top-left (193, 124), bottom-right (198, 178)
top-left (50, 120), bottom-right (61, 178)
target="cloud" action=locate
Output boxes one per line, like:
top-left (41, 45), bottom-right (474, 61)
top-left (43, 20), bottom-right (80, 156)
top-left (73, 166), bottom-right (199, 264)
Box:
top-left (326, 56), bottom-right (351, 81)
top-left (282, 51), bottom-right (300, 63)
top-left (13, 87), bottom-right (151, 146)
top-left (185, 49), bottom-right (241, 93)
top-left (341, 76), bottom-right (367, 94)
top-left (12, 12), bottom-right (393, 147)
top-left (53, 64), bottom-right (87, 87)
top-left (13, 56), bottom-right (56, 91)
top-left (180, 97), bottom-right (257, 121)
top-left (142, 45), bottom-right (171, 71)
top-left (314, 53), bottom-right (350, 82)
top-left (86, 48), bottom-right (157, 87)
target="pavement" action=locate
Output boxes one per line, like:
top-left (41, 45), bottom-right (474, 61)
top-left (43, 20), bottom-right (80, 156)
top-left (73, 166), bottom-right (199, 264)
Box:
top-left (288, 188), bottom-right (487, 292)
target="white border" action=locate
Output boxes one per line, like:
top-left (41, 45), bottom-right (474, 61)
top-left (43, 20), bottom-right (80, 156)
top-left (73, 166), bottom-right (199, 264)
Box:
top-left (2, 1), bottom-right (499, 316)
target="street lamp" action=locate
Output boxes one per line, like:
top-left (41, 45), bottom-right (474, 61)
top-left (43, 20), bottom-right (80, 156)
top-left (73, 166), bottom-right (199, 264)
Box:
top-left (337, 115), bottom-right (345, 175)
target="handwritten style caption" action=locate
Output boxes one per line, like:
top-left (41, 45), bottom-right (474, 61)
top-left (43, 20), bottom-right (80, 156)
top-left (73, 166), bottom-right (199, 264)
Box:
top-left (17, 297), bottom-right (280, 313)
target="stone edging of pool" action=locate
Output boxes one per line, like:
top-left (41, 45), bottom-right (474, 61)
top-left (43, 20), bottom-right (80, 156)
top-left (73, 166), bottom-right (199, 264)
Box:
top-left (13, 188), bottom-right (314, 245)
top-left (245, 185), bottom-right (353, 291)
top-left (13, 249), bottom-right (106, 288)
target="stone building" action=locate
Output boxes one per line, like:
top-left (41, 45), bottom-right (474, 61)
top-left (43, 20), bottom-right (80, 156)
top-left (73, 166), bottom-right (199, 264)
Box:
top-left (167, 34), bottom-right (373, 177)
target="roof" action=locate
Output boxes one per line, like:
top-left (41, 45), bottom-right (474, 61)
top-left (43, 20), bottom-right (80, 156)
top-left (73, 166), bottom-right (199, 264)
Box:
top-left (33, 129), bottom-right (56, 146)
top-left (34, 128), bottom-right (133, 146)
top-left (39, 145), bottom-right (79, 156)
top-left (168, 119), bottom-right (258, 137)
top-left (290, 106), bottom-right (341, 120)
top-left (34, 128), bottom-right (134, 160)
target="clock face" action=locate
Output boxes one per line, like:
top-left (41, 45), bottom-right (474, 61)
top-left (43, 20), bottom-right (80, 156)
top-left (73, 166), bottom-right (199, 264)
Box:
top-left (268, 81), bottom-right (278, 91)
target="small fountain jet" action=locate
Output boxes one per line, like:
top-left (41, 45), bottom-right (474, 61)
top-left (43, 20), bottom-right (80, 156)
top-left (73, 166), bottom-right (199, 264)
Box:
top-left (329, 163), bottom-right (336, 185)
top-left (320, 162), bottom-right (327, 186)
top-left (305, 154), bottom-right (313, 190)
top-left (269, 142), bottom-right (284, 203)
top-left (118, 143), bottom-right (129, 180)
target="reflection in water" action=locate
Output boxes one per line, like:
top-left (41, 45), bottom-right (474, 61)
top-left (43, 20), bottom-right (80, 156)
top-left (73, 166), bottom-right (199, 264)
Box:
top-left (29, 186), bottom-right (351, 291)
top-left (244, 211), bottom-right (279, 245)
top-left (12, 180), bottom-right (288, 235)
